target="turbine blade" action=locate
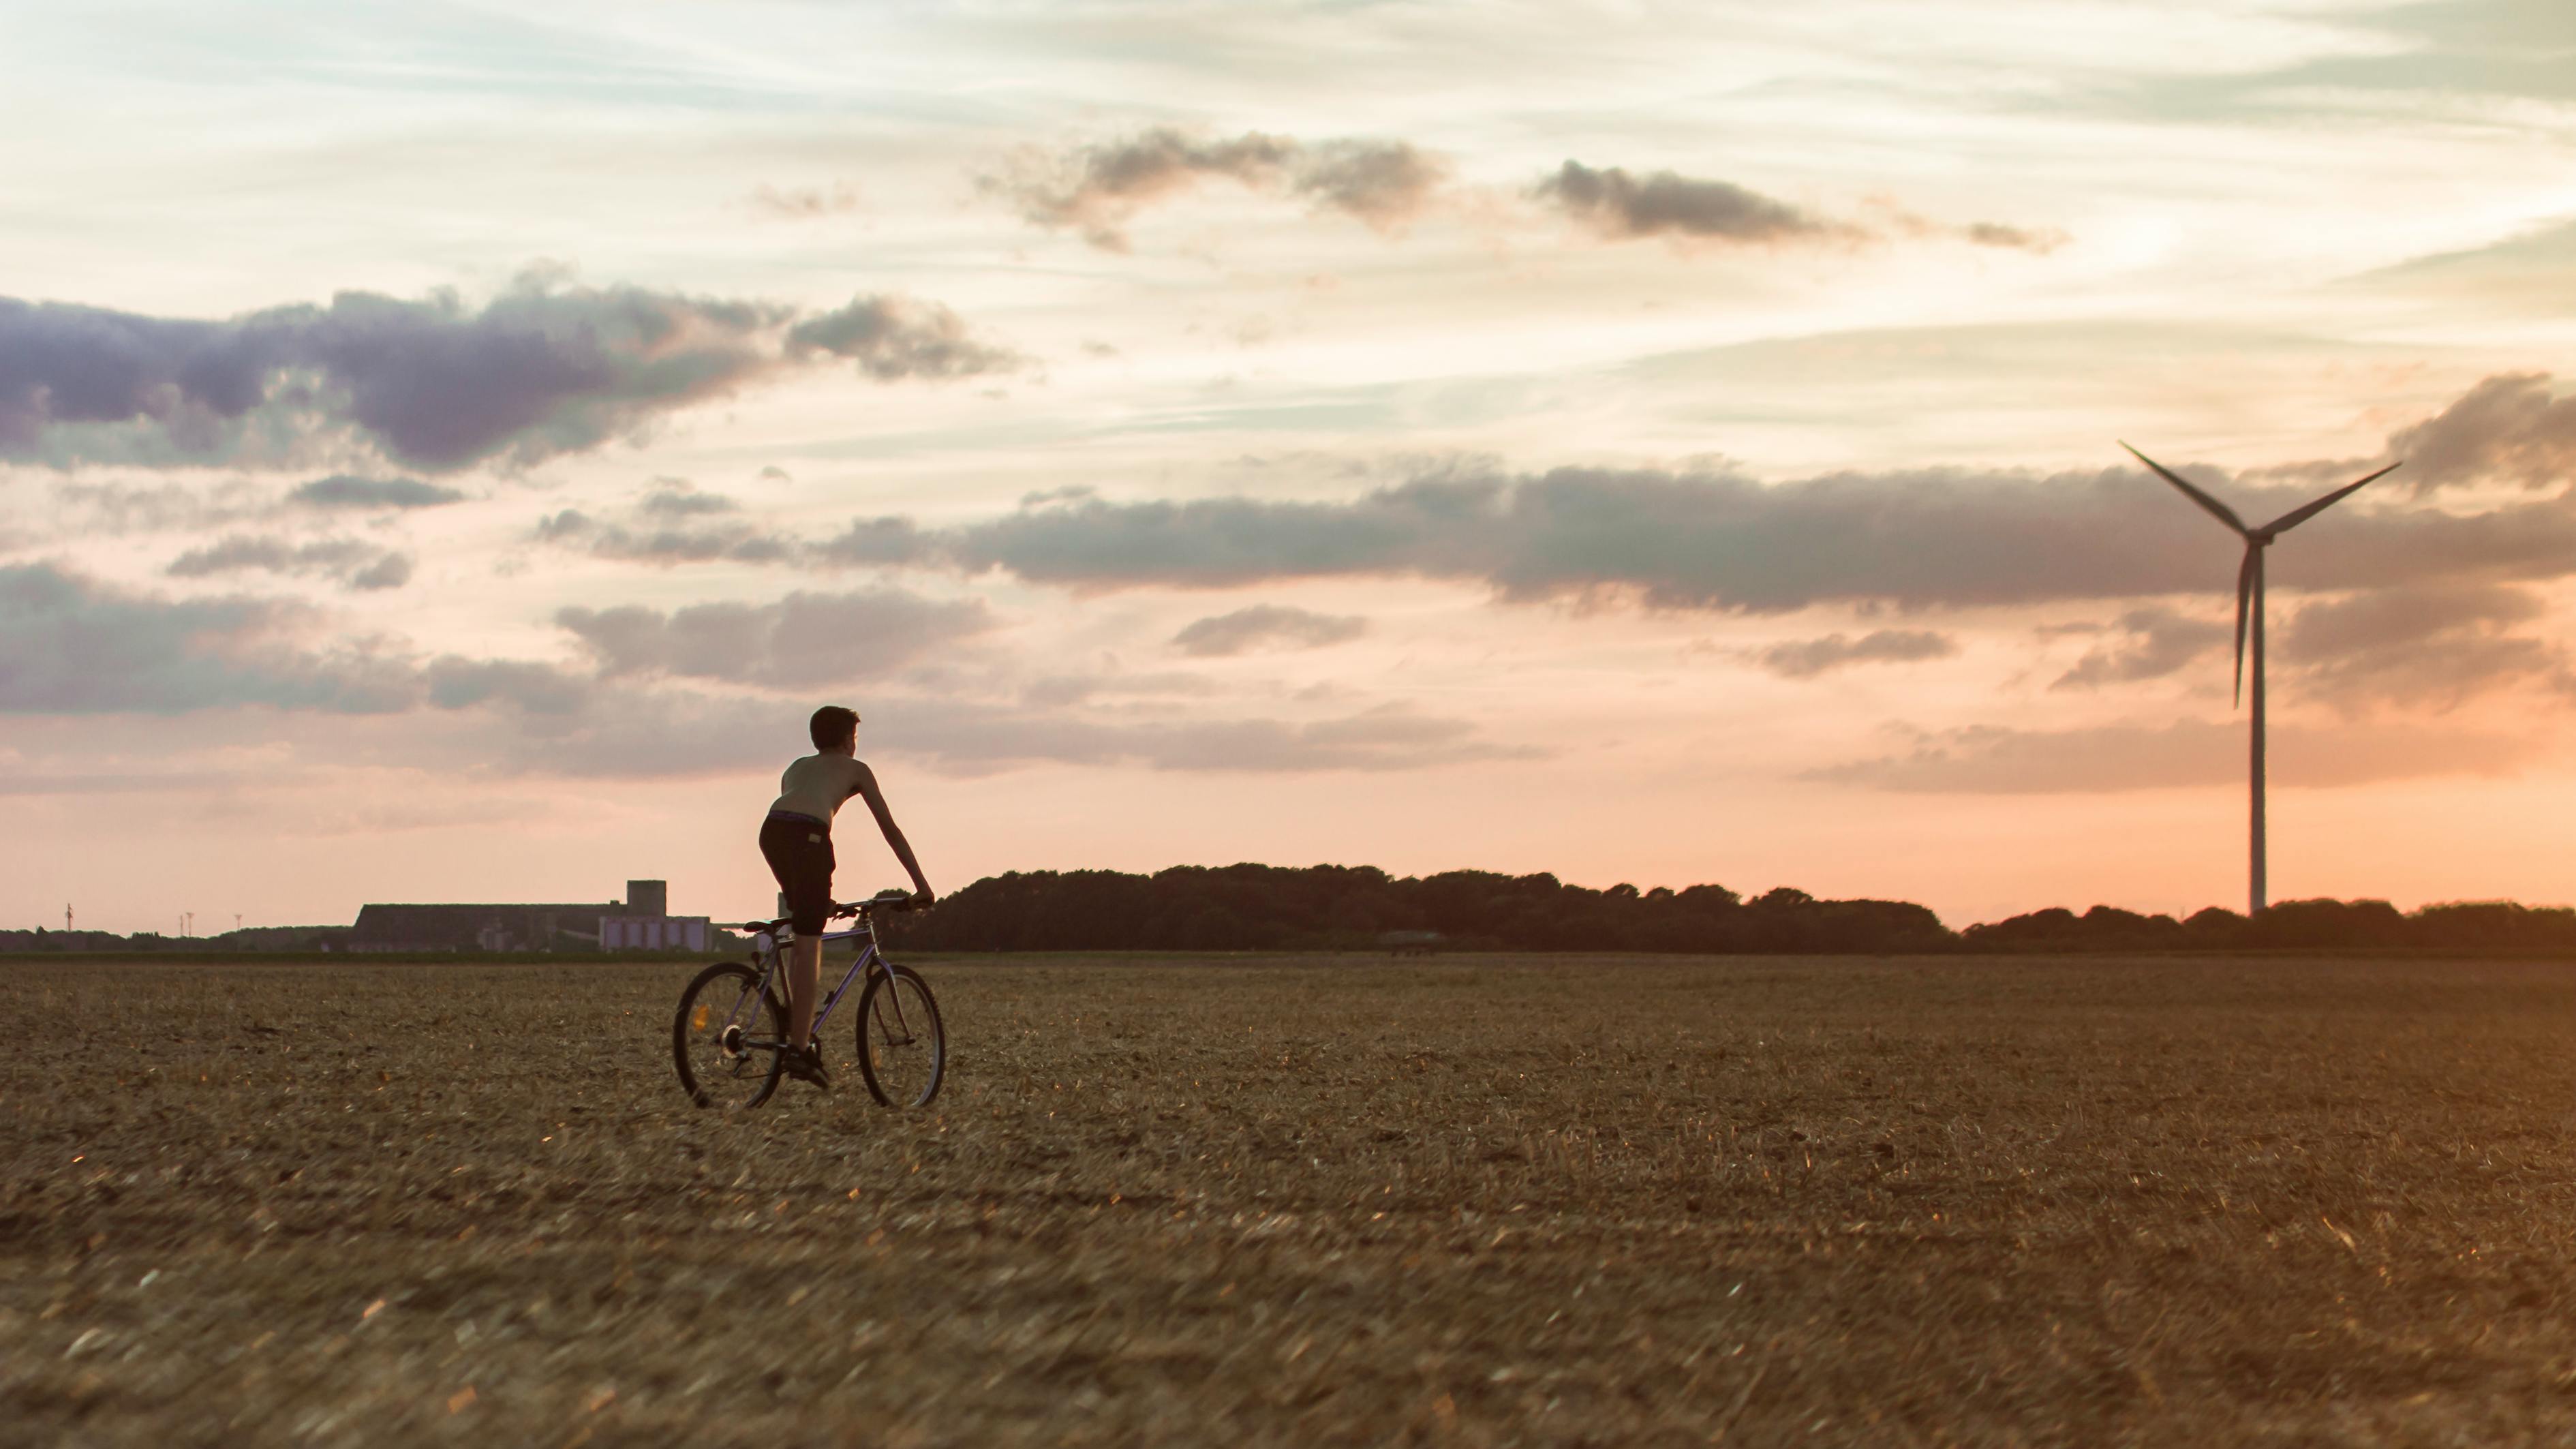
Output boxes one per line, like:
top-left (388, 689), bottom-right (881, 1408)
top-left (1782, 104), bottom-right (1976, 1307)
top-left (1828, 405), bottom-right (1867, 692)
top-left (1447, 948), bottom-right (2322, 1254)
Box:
top-left (2123, 441), bottom-right (2249, 534)
top-left (2259, 460), bottom-right (2402, 535)
top-left (2234, 545), bottom-right (2256, 708)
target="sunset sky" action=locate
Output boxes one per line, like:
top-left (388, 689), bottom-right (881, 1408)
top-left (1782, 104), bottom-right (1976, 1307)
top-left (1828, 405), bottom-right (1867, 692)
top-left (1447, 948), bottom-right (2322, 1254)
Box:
top-left (6, 0), bottom-right (2574, 934)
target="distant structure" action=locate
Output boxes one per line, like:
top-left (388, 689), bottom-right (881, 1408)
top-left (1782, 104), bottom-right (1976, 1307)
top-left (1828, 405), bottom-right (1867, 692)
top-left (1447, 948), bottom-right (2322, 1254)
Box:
top-left (350, 880), bottom-right (711, 953)
top-left (598, 877), bottom-right (706, 951)
top-left (2123, 442), bottom-right (2401, 915)
top-left (1378, 930), bottom-right (1445, 956)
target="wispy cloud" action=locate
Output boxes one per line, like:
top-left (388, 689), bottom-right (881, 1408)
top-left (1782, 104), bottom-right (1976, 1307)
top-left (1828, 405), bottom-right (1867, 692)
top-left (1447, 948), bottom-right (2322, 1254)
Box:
top-left (1171, 603), bottom-right (1368, 656)
top-left (166, 535), bottom-right (414, 592)
top-left (1535, 161), bottom-right (1846, 245)
top-left (555, 588), bottom-right (995, 685)
top-left (535, 479), bottom-right (795, 565)
top-left (0, 563), bottom-right (413, 714)
top-left (1814, 718), bottom-right (2539, 794)
top-left (985, 127), bottom-right (1446, 249)
top-left (1753, 630), bottom-right (1956, 679)
top-left (785, 295), bottom-right (1022, 380)
top-left (2051, 608), bottom-right (2228, 690)
top-left (286, 475), bottom-right (465, 510)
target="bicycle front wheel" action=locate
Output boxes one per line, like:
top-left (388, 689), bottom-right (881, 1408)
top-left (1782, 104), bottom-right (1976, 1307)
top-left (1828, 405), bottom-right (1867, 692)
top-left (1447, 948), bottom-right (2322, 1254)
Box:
top-left (673, 962), bottom-right (786, 1109)
top-left (854, 963), bottom-right (945, 1108)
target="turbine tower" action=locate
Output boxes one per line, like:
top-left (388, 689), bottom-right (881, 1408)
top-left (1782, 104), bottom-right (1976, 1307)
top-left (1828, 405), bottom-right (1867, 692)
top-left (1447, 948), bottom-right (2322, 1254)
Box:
top-left (2121, 443), bottom-right (2401, 916)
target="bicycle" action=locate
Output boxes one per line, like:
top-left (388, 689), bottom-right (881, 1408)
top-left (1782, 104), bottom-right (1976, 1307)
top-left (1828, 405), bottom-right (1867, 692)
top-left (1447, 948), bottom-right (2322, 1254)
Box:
top-left (671, 887), bottom-right (946, 1110)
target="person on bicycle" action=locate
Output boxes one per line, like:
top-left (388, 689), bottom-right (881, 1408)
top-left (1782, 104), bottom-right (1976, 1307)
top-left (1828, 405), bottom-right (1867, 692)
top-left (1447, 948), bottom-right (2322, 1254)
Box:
top-left (761, 705), bottom-right (934, 1090)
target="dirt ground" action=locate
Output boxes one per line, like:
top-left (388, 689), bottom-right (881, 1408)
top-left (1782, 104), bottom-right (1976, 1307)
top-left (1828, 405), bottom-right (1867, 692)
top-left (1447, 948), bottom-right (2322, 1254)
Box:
top-left (6, 953), bottom-right (2576, 1446)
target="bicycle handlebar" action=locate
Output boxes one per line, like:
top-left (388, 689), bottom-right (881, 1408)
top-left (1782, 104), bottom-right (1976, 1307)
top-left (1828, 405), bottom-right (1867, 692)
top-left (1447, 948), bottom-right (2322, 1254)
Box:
top-left (833, 889), bottom-right (923, 918)
top-left (736, 889), bottom-right (923, 934)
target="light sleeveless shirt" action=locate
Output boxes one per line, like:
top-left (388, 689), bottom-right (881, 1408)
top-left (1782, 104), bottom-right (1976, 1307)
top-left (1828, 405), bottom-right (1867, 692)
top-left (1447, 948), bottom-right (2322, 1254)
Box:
top-left (770, 754), bottom-right (869, 824)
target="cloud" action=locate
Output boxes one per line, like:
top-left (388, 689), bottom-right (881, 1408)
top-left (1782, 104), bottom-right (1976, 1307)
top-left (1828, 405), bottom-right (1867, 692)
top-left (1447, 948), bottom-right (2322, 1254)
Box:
top-left (0, 278), bottom-right (1010, 472)
top-left (987, 128), bottom-right (1445, 249)
top-left (1753, 629), bottom-right (1955, 679)
top-left (1534, 161), bottom-right (1844, 245)
top-left (1813, 718), bottom-right (2539, 794)
top-left (1171, 603), bottom-right (1369, 656)
top-left (166, 534), bottom-right (414, 591)
top-left (750, 181), bottom-right (861, 218)
top-left (785, 295), bottom-right (1021, 380)
top-left (811, 515), bottom-right (933, 568)
top-left (2381, 373), bottom-right (2576, 492)
top-left (420, 657), bottom-right (592, 714)
top-left (2282, 582), bottom-right (2573, 710)
top-left (0, 562), bottom-right (414, 713)
top-left (1291, 140), bottom-right (1447, 229)
top-left (869, 698), bottom-right (1527, 776)
top-left (288, 475), bottom-right (465, 509)
top-left (1959, 222), bottom-right (2070, 254)
top-left (2052, 608), bottom-right (2230, 690)
top-left (535, 479), bottom-right (796, 566)
top-left (555, 587), bottom-right (994, 685)
top-left (49, 479), bottom-right (269, 534)
top-left (912, 448), bottom-right (2576, 613)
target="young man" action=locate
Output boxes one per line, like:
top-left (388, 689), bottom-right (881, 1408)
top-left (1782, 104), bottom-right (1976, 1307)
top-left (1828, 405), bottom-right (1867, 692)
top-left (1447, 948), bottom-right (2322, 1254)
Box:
top-left (759, 705), bottom-right (934, 1090)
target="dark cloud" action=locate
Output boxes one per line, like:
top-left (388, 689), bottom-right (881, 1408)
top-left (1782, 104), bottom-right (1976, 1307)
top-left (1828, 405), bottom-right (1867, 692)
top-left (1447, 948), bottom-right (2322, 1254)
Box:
top-left (0, 563), bottom-right (413, 714)
top-left (912, 450), bottom-right (2576, 613)
top-left (785, 294), bottom-right (1021, 381)
top-left (1171, 603), bottom-right (1369, 656)
top-left (1753, 629), bottom-right (1955, 679)
top-left (2382, 373), bottom-right (2576, 491)
top-left (0, 279), bottom-right (1009, 472)
top-left (2051, 585), bottom-right (2574, 710)
top-left (2282, 582), bottom-right (2573, 710)
top-left (1813, 718), bottom-right (2538, 794)
top-left (2052, 608), bottom-right (2230, 690)
top-left (166, 534), bottom-right (414, 592)
top-left (987, 129), bottom-right (1445, 249)
top-left (287, 475), bottom-right (465, 509)
top-left (1534, 161), bottom-right (1843, 245)
top-left (555, 587), bottom-right (994, 685)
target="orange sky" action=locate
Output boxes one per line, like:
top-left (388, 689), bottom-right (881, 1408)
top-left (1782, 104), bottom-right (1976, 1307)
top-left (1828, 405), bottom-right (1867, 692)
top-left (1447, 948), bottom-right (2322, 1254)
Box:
top-left (4, 1), bottom-right (2573, 932)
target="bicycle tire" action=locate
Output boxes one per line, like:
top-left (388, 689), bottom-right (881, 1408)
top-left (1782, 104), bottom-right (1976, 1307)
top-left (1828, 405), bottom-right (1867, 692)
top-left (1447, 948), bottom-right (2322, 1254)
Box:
top-left (854, 962), bottom-right (945, 1108)
top-left (673, 961), bottom-right (786, 1109)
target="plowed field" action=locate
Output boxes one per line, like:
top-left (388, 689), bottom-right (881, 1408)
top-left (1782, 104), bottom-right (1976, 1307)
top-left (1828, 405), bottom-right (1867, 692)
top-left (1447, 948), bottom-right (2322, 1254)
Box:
top-left (7, 955), bottom-right (2576, 1446)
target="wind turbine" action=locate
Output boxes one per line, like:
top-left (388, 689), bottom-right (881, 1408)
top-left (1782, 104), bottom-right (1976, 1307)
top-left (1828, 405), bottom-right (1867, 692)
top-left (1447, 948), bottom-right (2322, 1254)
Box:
top-left (2120, 442), bottom-right (2402, 916)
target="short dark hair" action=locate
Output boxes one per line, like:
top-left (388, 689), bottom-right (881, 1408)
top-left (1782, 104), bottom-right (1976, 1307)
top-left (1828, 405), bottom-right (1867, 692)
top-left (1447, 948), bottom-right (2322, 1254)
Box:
top-left (809, 705), bottom-right (859, 750)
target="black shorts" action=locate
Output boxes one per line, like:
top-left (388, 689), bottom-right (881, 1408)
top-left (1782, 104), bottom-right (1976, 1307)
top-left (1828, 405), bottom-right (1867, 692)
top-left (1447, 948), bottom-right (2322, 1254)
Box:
top-left (759, 813), bottom-right (834, 935)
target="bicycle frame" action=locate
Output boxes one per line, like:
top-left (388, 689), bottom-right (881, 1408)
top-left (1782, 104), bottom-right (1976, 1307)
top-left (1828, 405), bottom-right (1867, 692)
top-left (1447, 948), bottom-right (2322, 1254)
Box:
top-left (723, 912), bottom-right (915, 1050)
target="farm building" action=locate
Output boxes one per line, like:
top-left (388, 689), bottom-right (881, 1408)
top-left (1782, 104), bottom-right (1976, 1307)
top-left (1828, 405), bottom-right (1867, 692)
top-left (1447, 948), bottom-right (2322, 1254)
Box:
top-left (350, 879), bottom-right (711, 953)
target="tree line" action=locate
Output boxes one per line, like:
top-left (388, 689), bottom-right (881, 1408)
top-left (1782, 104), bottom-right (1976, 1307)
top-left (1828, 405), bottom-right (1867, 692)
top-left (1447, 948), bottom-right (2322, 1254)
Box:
top-left (883, 864), bottom-right (2576, 956)
top-left (10, 866), bottom-right (2575, 956)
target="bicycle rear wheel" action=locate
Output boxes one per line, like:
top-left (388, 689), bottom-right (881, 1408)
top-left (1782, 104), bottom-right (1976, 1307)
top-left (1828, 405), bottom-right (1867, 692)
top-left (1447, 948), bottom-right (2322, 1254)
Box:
top-left (854, 963), bottom-right (945, 1108)
top-left (673, 962), bottom-right (786, 1109)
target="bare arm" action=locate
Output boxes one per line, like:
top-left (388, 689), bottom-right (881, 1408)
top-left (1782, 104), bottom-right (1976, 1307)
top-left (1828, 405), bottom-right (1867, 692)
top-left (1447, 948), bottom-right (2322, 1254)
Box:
top-left (849, 762), bottom-right (933, 902)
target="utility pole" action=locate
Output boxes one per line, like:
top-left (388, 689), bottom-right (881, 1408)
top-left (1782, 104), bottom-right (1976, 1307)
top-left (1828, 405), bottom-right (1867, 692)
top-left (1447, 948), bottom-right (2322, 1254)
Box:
top-left (235, 913), bottom-right (243, 932)
top-left (65, 904), bottom-right (72, 932)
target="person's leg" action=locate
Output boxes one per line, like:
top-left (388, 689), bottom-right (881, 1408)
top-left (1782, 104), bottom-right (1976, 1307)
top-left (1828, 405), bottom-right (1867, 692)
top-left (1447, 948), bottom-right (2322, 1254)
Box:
top-left (788, 933), bottom-right (822, 1051)
top-left (761, 815), bottom-right (832, 1063)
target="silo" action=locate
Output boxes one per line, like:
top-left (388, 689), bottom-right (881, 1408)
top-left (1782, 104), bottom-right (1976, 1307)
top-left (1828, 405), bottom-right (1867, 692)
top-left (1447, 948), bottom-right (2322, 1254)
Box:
top-left (627, 880), bottom-right (669, 917)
